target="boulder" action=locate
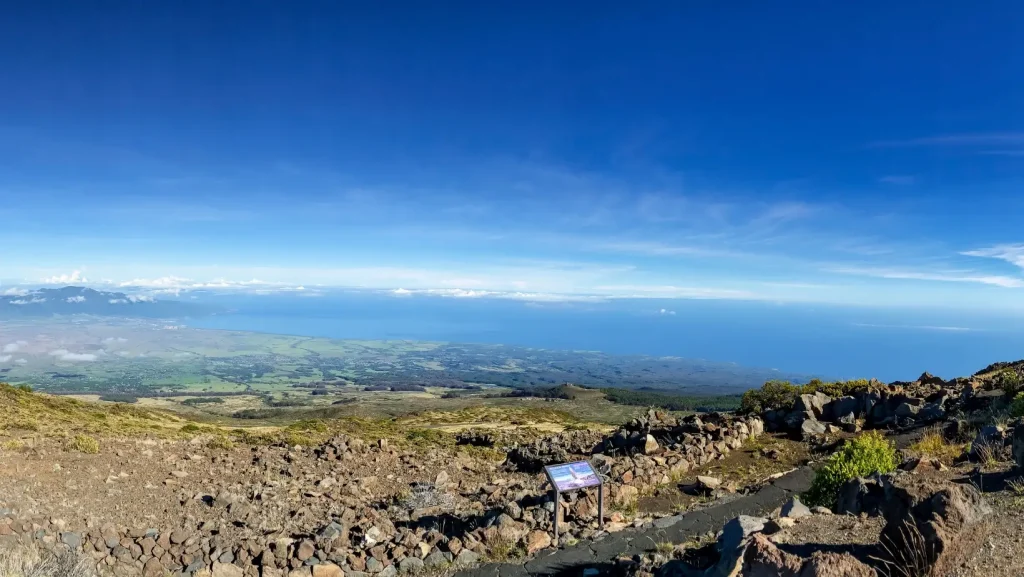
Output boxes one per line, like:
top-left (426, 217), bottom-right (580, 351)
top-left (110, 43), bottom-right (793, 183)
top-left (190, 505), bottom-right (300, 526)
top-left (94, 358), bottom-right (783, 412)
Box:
top-left (894, 402), bottom-right (920, 418)
top-left (779, 497), bottom-right (812, 519)
top-left (794, 392), bottom-right (832, 418)
top-left (312, 565), bottom-right (344, 577)
top-left (836, 412), bottom-right (859, 433)
top-left (613, 485), bottom-right (639, 506)
top-left (525, 530), bottom-right (551, 554)
top-left (398, 557), bottom-right (424, 574)
top-left (695, 476), bottom-right (721, 492)
top-left (143, 558), bottom-right (164, 577)
top-left (739, 533), bottom-right (874, 577)
top-left (212, 563), bottom-right (244, 577)
top-left (877, 474), bottom-right (991, 576)
top-left (643, 434), bottom-right (660, 455)
top-left (747, 417), bottom-right (764, 437)
top-left (700, 516), bottom-right (767, 576)
top-left (836, 475), bottom-right (885, 517)
top-left (434, 470), bottom-right (449, 486)
top-left (800, 419), bottom-right (827, 440)
top-left (971, 425), bottom-right (1006, 457)
top-left (296, 540), bottom-right (316, 562)
top-left (1014, 423), bottom-right (1024, 469)
top-left (899, 456), bottom-right (947, 474)
top-left (824, 396), bottom-right (859, 421)
top-left (917, 403), bottom-right (945, 422)
top-left (785, 410), bottom-right (815, 431)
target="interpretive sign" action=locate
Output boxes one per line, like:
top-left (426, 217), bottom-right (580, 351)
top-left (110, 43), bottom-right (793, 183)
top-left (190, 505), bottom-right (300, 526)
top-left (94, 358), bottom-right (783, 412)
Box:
top-left (544, 460), bottom-right (604, 542)
top-left (544, 461), bottom-right (602, 492)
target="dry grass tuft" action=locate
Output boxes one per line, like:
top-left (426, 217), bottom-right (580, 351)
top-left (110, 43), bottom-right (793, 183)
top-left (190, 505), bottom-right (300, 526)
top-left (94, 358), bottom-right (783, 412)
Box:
top-left (0, 543), bottom-right (94, 577)
top-left (908, 430), bottom-right (965, 464)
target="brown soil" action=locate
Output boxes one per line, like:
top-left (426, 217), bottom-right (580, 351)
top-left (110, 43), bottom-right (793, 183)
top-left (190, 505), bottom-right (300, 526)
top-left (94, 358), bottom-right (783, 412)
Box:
top-left (637, 434), bottom-right (810, 515)
top-left (0, 435), bottom-right (532, 544)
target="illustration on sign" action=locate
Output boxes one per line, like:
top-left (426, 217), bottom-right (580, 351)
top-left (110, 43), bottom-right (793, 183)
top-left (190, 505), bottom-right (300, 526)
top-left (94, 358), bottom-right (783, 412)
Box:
top-left (544, 460), bottom-right (601, 492)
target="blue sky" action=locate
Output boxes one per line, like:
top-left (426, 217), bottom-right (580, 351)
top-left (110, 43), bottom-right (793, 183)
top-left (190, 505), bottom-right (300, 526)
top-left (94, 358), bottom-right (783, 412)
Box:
top-left (3, 1), bottom-right (1024, 310)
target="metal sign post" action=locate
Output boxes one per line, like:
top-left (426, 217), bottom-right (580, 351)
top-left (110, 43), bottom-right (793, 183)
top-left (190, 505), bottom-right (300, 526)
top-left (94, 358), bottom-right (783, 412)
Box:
top-left (543, 460), bottom-right (604, 545)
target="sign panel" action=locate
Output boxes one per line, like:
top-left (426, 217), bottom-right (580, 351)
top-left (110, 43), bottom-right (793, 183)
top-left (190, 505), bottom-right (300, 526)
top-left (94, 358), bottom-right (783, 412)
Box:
top-left (544, 460), bottom-right (601, 492)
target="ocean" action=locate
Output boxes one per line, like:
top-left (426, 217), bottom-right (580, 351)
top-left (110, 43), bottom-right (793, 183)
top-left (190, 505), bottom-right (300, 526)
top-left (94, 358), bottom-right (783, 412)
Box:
top-left (185, 292), bottom-right (1024, 383)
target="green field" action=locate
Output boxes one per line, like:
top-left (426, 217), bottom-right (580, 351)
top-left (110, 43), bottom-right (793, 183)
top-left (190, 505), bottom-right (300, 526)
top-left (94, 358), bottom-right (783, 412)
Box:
top-left (0, 317), bottom-right (785, 422)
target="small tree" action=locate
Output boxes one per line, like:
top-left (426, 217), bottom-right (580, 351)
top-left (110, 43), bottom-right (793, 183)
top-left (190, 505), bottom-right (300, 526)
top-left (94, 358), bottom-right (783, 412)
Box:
top-left (739, 380), bottom-right (799, 414)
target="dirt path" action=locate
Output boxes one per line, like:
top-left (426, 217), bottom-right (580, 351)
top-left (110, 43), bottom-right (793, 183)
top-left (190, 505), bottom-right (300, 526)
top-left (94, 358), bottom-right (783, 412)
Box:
top-left (454, 467), bottom-right (814, 577)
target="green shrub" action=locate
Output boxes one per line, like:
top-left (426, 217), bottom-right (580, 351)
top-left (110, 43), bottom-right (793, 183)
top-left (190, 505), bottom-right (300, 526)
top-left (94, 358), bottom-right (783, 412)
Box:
top-left (999, 369), bottom-right (1024, 397)
top-left (1011, 392), bottom-right (1024, 418)
top-left (740, 378), bottom-right (874, 415)
top-left (180, 423), bottom-right (202, 434)
top-left (67, 434), bottom-right (100, 454)
top-left (739, 380), bottom-right (800, 414)
top-left (181, 397), bottom-right (226, 406)
top-left (206, 435), bottom-right (235, 450)
top-left (803, 430), bottom-right (898, 508)
top-left (800, 378), bottom-right (871, 398)
top-left (286, 419), bottom-right (328, 433)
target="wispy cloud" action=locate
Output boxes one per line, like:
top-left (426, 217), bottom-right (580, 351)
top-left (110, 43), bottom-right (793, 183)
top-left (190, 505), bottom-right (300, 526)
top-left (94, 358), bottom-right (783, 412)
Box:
top-left (878, 175), bottom-right (916, 185)
top-left (9, 297), bottom-right (46, 305)
top-left (596, 241), bottom-right (744, 258)
top-left (592, 284), bottom-right (762, 300)
top-left (871, 132), bottom-right (1024, 148)
top-left (831, 265), bottom-right (1024, 288)
top-left (0, 287), bottom-right (29, 296)
top-left (962, 244), bottom-right (1024, 269)
top-left (387, 288), bottom-right (608, 302)
top-left (977, 150), bottom-right (1024, 157)
top-left (65, 295), bottom-right (86, 303)
top-left (851, 323), bottom-right (979, 332)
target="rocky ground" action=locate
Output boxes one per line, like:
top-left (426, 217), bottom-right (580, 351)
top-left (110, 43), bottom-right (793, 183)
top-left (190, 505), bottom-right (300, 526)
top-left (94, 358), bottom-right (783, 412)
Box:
top-left (0, 382), bottom-right (774, 577)
top-left (5, 360), bottom-right (1024, 577)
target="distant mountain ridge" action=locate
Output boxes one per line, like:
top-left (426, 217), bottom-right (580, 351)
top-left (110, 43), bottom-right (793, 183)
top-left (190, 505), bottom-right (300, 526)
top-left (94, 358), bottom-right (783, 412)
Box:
top-left (0, 286), bottom-right (209, 318)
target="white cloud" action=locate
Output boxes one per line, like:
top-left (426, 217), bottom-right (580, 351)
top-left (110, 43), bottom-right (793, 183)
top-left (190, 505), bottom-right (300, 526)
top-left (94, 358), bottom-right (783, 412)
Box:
top-left (659, 308), bottom-right (677, 315)
top-left (1, 287), bottom-right (29, 296)
top-left (831, 266), bottom-right (1024, 288)
top-left (127, 295), bottom-right (155, 303)
top-left (0, 355), bottom-right (10, 362)
top-left (108, 298), bottom-right (127, 304)
top-left (594, 285), bottom-right (761, 300)
top-left (40, 270), bottom-right (88, 284)
top-left (65, 295), bottom-right (86, 303)
top-left (388, 288), bottom-right (609, 302)
top-left (962, 244), bottom-right (1024, 270)
top-left (103, 337), bottom-right (128, 343)
top-left (852, 322), bottom-right (978, 332)
top-left (14, 359), bottom-right (26, 365)
top-left (10, 297), bottom-right (46, 305)
top-left (48, 349), bottom-right (98, 362)
top-left (878, 175), bottom-right (916, 185)
top-left (3, 341), bottom-right (27, 353)
top-left (117, 276), bottom-right (272, 290)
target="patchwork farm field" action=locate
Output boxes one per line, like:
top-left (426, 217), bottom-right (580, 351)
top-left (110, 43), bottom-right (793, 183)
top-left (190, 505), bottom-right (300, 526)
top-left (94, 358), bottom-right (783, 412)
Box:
top-left (0, 317), bottom-right (789, 423)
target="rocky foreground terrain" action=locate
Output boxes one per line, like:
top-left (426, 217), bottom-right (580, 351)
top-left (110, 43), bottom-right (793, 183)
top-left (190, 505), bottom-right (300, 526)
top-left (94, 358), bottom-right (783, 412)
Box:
top-left (3, 360), bottom-right (1024, 577)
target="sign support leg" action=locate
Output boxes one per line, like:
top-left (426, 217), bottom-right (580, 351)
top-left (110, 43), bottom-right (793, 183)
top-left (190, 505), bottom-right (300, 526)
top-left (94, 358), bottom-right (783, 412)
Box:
top-left (553, 489), bottom-right (560, 545)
